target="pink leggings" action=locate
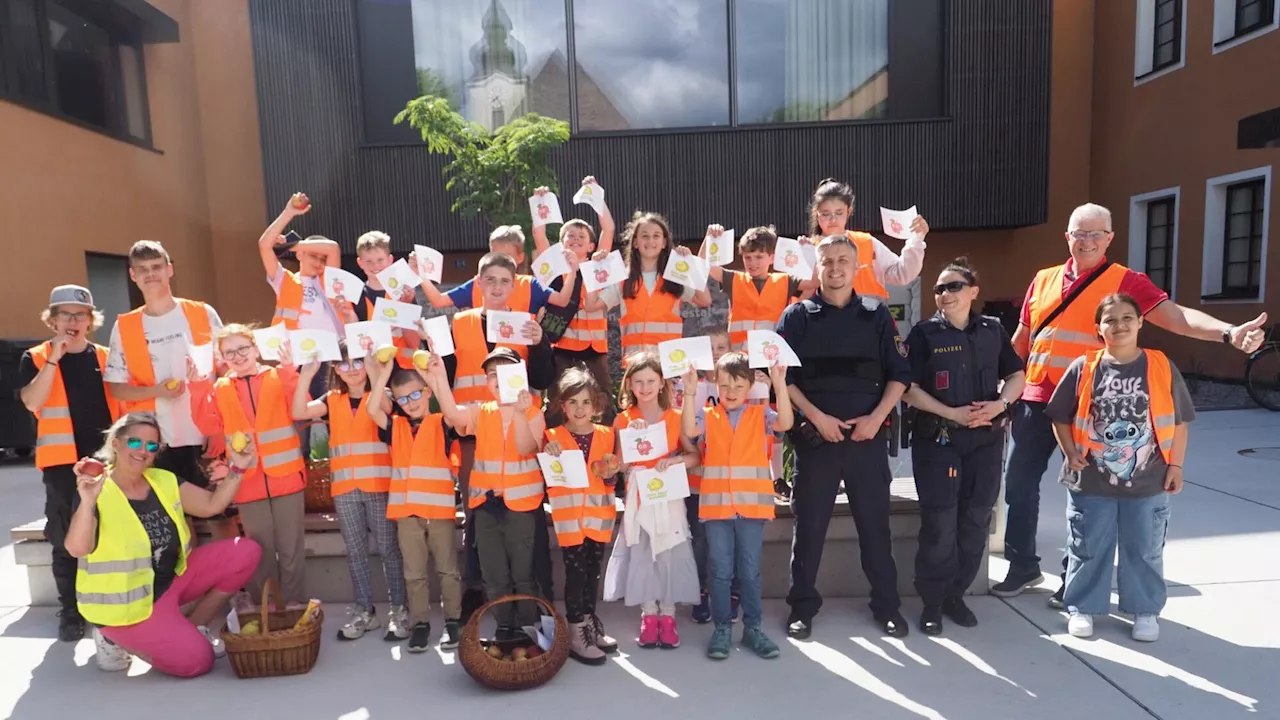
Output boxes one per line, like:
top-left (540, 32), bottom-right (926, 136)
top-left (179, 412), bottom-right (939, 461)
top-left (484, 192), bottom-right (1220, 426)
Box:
top-left (101, 537), bottom-right (261, 678)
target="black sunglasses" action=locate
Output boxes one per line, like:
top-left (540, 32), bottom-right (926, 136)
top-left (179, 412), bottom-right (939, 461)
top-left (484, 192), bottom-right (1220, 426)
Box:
top-left (933, 281), bottom-right (971, 295)
top-left (125, 437), bottom-right (161, 453)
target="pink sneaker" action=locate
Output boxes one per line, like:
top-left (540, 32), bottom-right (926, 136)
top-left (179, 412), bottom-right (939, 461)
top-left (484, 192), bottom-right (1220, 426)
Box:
top-left (638, 615), bottom-right (660, 648)
top-left (658, 615), bottom-right (680, 649)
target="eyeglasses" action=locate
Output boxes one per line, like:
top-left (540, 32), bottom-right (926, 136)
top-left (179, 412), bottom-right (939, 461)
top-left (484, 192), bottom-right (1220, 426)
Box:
top-left (394, 390), bottom-right (425, 406)
top-left (338, 359), bottom-right (365, 372)
top-left (53, 310), bottom-right (92, 322)
top-left (934, 281), bottom-right (971, 295)
top-left (1069, 230), bottom-right (1111, 241)
top-left (125, 437), bottom-right (161, 453)
top-left (817, 210), bottom-right (848, 222)
top-left (221, 345), bottom-right (255, 359)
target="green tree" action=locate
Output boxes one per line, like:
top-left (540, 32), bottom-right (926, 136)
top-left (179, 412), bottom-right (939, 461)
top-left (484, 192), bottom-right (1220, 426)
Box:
top-left (394, 95), bottom-right (570, 255)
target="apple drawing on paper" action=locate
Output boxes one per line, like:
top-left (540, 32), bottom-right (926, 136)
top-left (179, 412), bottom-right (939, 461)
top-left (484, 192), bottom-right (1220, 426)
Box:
top-left (635, 438), bottom-right (653, 456)
top-left (762, 341), bottom-right (780, 363)
top-left (425, 260), bottom-right (436, 275)
top-left (594, 268), bottom-right (609, 284)
top-left (332, 279), bottom-right (344, 296)
top-left (889, 218), bottom-right (904, 235)
top-left (498, 322), bottom-right (514, 340)
top-left (784, 251), bottom-right (798, 268)
top-left (359, 335), bottom-right (374, 353)
top-left (537, 204), bottom-right (550, 220)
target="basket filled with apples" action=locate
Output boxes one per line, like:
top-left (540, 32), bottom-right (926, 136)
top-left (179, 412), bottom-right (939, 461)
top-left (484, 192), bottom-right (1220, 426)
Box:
top-left (458, 594), bottom-right (570, 690)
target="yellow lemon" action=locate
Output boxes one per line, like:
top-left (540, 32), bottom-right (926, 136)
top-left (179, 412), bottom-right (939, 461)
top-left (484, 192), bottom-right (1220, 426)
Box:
top-left (412, 350), bottom-right (431, 370)
top-left (551, 460), bottom-right (564, 474)
top-left (647, 478), bottom-right (664, 492)
top-left (230, 431), bottom-right (250, 453)
top-left (669, 349), bottom-right (687, 363)
top-left (375, 345), bottom-right (398, 364)
top-left (676, 260), bottom-right (689, 273)
top-left (164, 379), bottom-right (181, 390)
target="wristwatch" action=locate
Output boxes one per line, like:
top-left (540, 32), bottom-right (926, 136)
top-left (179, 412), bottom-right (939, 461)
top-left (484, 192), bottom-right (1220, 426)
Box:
top-left (1222, 326), bottom-right (1234, 345)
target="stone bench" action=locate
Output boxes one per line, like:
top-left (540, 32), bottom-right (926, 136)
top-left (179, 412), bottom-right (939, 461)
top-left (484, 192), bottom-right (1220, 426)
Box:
top-left (12, 478), bottom-right (990, 605)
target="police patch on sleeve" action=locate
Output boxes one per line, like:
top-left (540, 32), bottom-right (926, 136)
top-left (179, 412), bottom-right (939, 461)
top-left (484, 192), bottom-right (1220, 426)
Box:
top-left (895, 335), bottom-right (907, 357)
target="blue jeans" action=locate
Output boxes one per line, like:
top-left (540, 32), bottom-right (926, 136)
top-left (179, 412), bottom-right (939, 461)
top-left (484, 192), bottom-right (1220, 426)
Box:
top-left (1002, 401), bottom-right (1059, 576)
top-left (705, 518), bottom-right (765, 627)
top-left (1064, 491), bottom-right (1170, 616)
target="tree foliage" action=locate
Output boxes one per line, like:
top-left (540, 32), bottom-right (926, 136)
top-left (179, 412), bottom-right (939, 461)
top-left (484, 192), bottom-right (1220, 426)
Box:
top-left (394, 95), bottom-right (571, 236)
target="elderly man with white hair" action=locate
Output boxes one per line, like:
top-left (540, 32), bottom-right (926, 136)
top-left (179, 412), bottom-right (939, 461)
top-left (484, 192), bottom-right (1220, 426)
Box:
top-left (992, 203), bottom-right (1268, 604)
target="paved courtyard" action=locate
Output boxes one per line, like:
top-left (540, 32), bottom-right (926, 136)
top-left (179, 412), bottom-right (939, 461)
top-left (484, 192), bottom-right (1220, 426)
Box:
top-left (1, 409), bottom-right (1277, 720)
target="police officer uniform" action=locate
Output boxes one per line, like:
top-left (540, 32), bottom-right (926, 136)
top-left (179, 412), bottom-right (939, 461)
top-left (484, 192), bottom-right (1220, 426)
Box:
top-left (777, 293), bottom-right (913, 638)
top-left (905, 311), bottom-right (1023, 631)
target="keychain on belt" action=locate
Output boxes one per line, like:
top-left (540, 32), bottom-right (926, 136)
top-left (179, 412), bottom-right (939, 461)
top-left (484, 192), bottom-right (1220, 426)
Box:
top-left (938, 426), bottom-right (950, 446)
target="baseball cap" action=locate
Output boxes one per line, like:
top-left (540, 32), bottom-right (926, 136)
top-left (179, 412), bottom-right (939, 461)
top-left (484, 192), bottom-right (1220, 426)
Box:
top-left (481, 347), bottom-right (522, 372)
top-left (48, 285), bottom-right (95, 309)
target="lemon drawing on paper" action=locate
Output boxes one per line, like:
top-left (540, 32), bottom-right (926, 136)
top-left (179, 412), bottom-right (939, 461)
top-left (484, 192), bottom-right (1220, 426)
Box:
top-left (384, 308), bottom-right (398, 318)
top-left (267, 338), bottom-right (282, 348)
top-left (668, 349), bottom-right (687, 363)
top-left (508, 376), bottom-right (525, 389)
top-left (300, 339), bottom-right (317, 352)
top-left (647, 478), bottom-right (665, 492)
top-left (675, 260), bottom-right (690, 273)
top-left (539, 262), bottom-right (551, 276)
top-left (551, 460), bottom-right (564, 474)
top-left (388, 277), bottom-right (399, 289)
top-left (582, 186), bottom-right (593, 196)
top-left (710, 242), bottom-right (720, 256)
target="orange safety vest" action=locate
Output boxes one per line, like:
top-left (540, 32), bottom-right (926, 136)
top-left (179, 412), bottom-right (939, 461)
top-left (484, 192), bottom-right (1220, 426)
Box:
top-left (555, 285), bottom-right (608, 353)
top-left (615, 407), bottom-right (683, 470)
top-left (468, 403), bottom-right (544, 511)
top-left (618, 285), bottom-right (684, 354)
top-left (387, 413), bottom-right (457, 520)
top-left (272, 270), bottom-right (306, 329)
top-left (327, 391), bottom-right (392, 496)
top-left (29, 342), bottom-right (121, 469)
top-left (846, 231), bottom-right (889, 302)
top-left (727, 272), bottom-right (791, 350)
top-left (450, 309), bottom-right (530, 405)
top-left (699, 404), bottom-right (775, 520)
top-left (1026, 262), bottom-right (1128, 387)
top-left (1072, 349), bottom-right (1176, 464)
top-left (471, 274), bottom-right (535, 313)
top-left (117, 299), bottom-right (214, 413)
top-left (212, 370), bottom-right (306, 502)
top-left (544, 425), bottom-right (616, 546)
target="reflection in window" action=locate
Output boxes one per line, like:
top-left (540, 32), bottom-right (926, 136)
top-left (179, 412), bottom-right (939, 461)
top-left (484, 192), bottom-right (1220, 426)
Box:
top-left (409, 0), bottom-right (568, 132)
top-left (572, 0), bottom-right (729, 131)
top-left (737, 0), bottom-right (889, 124)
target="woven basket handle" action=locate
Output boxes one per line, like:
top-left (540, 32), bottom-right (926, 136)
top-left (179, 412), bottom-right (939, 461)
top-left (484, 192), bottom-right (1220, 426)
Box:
top-left (260, 577), bottom-right (285, 630)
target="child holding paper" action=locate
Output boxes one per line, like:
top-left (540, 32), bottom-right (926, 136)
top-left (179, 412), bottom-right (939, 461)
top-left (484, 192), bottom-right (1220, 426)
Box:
top-left (682, 352), bottom-right (793, 659)
top-left (532, 178), bottom-right (617, 427)
top-left (351, 231), bottom-right (422, 367)
top-left (289, 339), bottom-right (410, 642)
top-left (541, 368), bottom-right (621, 664)
top-left (599, 212), bottom-right (713, 355)
top-left (418, 226), bottom-right (573, 313)
top-left (189, 324), bottom-right (308, 606)
top-left (702, 225), bottom-right (817, 351)
top-left (460, 348), bottom-right (548, 640)
top-left (603, 352), bottom-right (701, 649)
top-left (365, 346), bottom-right (469, 652)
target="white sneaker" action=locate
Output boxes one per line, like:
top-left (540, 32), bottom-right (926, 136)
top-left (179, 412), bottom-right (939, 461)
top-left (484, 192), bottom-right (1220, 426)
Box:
top-left (1132, 614), bottom-right (1160, 642)
top-left (94, 628), bottom-right (131, 672)
top-left (197, 625), bottom-right (226, 659)
top-left (385, 605), bottom-right (412, 641)
top-left (1067, 612), bottom-right (1094, 638)
top-left (338, 606), bottom-right (380, 640)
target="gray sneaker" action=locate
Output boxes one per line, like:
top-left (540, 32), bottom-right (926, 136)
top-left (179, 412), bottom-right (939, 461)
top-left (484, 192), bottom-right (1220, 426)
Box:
top-left (338, 606), bottom-right (380, 641)
top-left (385, 605), bottom-right (411, 641)
top-left (742, 625), bottom-right (780, 659)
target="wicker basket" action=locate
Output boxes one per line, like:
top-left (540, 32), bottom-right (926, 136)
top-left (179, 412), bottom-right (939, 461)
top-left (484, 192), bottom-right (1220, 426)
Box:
top-left (220, 578), bottom-right (324, 679)
top-left (458, 594), bottom-right (570, 690)
top-left (304, 458), bottom-right (334, 514)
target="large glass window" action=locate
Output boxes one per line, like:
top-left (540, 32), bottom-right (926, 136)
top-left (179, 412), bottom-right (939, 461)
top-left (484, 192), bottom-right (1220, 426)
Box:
top-left (1223, 179), bottom-right (1265, 297)
top-left (737, 0), bottom-right (888, 124)
top-left (572, 0), bottom-right (728, 131)
top-left (1144, 197), bottom-right (1175, 293)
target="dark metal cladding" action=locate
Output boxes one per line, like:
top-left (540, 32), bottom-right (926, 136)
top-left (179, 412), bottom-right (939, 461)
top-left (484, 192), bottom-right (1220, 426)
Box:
top-left (248, 0), bottom-right (1052, 253)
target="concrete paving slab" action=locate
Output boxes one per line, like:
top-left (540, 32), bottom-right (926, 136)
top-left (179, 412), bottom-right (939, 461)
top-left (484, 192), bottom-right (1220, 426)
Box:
top-left (0, 599), bottom-right (1155, 720)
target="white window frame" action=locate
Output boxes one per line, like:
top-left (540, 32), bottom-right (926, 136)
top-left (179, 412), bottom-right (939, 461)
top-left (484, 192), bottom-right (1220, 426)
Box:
top-left (1135, 0), bottom-right (1187, 86)
top-left (1128, 187), bottom-right (1181, 301)
top-left (1201, 166), bottom-right (1272, 304)
top-left (1213, 0), bottom-right (1280, 54)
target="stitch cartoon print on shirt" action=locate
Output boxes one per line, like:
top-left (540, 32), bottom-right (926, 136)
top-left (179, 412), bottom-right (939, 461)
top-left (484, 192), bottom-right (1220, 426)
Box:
top-left (1086, 368), bottom-right (1156, 487)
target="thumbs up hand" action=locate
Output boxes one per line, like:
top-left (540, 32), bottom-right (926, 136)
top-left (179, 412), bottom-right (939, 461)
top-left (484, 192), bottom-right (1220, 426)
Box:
top-left (1231, 312), bottom-right (1268, 353)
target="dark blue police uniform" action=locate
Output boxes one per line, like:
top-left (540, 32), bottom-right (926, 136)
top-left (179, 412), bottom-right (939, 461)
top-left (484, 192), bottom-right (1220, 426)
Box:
top-left (777, 293), bottom-right (913, 631)
top-left (905, 311), bottom-right (1023, 611)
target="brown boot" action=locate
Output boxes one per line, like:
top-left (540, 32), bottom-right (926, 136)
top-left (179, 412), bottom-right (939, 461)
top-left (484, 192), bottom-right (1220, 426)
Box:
top-left (569, 621), bottom-right (607, 665)
top-left (589, 614), bottom-right (618, 653)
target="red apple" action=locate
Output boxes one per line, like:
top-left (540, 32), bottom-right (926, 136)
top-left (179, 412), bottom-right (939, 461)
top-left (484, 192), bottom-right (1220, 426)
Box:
top-left (80, 459), bottom-right (105, 478)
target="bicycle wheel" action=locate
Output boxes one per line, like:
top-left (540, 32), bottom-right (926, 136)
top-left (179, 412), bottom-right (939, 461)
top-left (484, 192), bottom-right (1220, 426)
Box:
top-left (1245, 344), bottom-right (1280, 411)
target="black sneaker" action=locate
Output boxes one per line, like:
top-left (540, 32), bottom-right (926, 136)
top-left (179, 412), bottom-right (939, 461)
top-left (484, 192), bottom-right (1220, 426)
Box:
top-left (494, 624), bottom-right (520, 643)
top-left (440, 619), bottom-right (462, 650)
top-left (406, 622), bottom-right (431, 653)
top-left (1048, 584), bottom-right (1065, 610)
top-left (786, 614), bottom-right (812, 640)
top-left (990, 571), bottom-right (1043, 598)
top-left (57, 608), bottom-right (85, 642)
top-left (920, 606), bottom-right (943, 636)
top-left (729, 592), bottom-right (741, 624)
top-left (876, 611), bottom-right (910, 638)
top-left (460, 589), bottom-right (486, 625)
top-left (942, 597), bottom-right (978, 627)
top-left (691, 590), bottom-right (711, 624)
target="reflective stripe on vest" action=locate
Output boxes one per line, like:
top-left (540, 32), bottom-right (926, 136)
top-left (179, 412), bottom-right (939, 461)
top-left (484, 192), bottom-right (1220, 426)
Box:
top-left (387, 414), bottom-right (456, 520)
top-left (1072, 348), bottom-right (1177, 464)
top-left (544, 424), bottom-right (617, 545)
top-left (77, 468), bottom-right (191, 626)
top-left (117, 299), bottom-right (213, 413)
top-left (618, 285), bottom-right (684, 351)
top-left (451, 309), bottom-right (530, 405)
top-left (555, 285), bottom-right (609, 353)
top-left (728, 272), bottom-right (791, 349)
top-left (468, 403), bottom-right (545, 512)
top-left (699, 404), bottom-right (775, 521)
top-left (327, 392), bottom-right (392, 495)
top-left (1025, 263), bottom-right (1128, 387)
top-left (29, 342), bottom-right (120, 469)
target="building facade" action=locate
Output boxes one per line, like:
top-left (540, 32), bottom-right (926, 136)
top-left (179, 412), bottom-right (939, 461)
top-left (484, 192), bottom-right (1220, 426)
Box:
top-left (0, 0), bottom-right (1275, 382)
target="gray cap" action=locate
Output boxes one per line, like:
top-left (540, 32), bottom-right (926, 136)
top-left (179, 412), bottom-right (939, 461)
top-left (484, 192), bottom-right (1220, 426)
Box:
top-left (49, 285), bottom-right (95, 309)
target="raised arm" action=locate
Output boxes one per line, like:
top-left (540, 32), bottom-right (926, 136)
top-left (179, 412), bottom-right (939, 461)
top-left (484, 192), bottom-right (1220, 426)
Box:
top-left (874, 216), bottom-right (929, 287)
top-left (1146, 302), bottom-right (1267, 352)
top-left (292, 238), bottom-right (341, 268)
top-left (422, 352), bottom-right (470, 430)
top-left (292, 361), bottom-right (329, 420)
top-left (259, 195), bottom-right (310, 280)
top-left (180, 443), bottom-right (253, 517)
top-left (19, 345), bottom-right (63, 413)
top-left (365, 353), bottom-right (394, 430)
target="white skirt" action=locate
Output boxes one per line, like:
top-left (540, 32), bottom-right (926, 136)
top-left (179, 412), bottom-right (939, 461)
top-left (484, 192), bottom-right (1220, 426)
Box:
top-left (602, 518), bottom-right (701, 607)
